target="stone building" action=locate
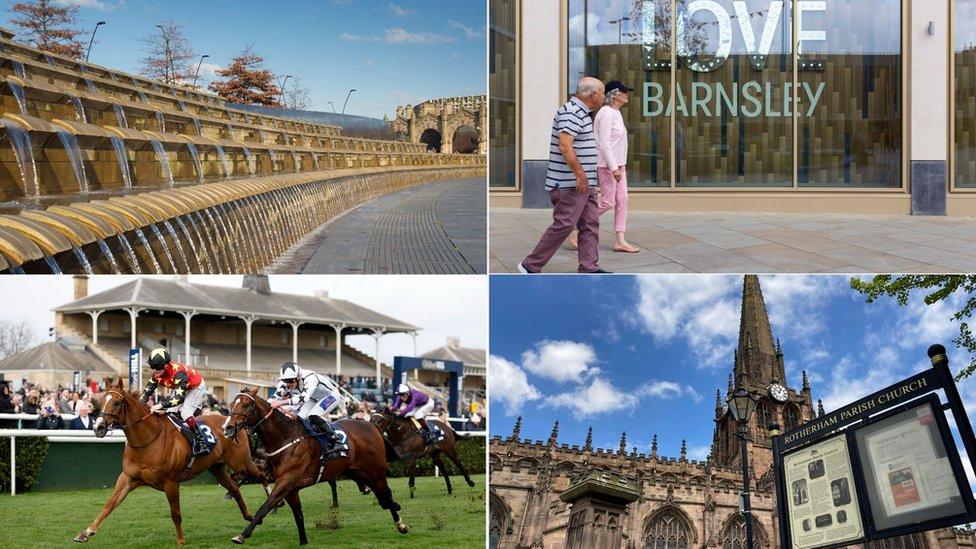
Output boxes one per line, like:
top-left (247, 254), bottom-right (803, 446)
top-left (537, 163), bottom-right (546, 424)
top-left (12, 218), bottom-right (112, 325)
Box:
top-left (489, 275), bottom-right (976, 548)
top-left (389, 95), bottom-right (487, 154)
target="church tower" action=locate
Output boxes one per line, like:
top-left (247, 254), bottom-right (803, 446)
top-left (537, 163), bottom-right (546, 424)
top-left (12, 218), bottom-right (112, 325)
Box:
top-left (711, 275), bottom-right (814, 478)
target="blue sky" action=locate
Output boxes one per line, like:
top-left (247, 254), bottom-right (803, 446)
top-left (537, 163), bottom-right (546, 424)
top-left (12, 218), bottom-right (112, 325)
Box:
top-left (12, 0), bottom-right (486, 118)
top-left (489, 275), bottom-right (976, 489)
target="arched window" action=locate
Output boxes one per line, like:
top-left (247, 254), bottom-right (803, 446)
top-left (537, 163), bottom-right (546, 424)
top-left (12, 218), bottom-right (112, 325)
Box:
top-left (866, 533), bottom-right (928, 549)
top-left (756, 400), bottom-right (771, 434)
top-left (644, 510), bottom-right (690, 549)
top-left (489, 511), bottom-right (502, 549)
top-left (723, 516), bottom-right (748, 549)
top-left (783, 405), bottom-right (799, 430)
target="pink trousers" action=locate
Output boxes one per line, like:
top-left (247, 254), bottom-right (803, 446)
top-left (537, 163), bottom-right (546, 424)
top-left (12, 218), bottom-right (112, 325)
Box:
top-left (597, 167), bottom-right (628, 232)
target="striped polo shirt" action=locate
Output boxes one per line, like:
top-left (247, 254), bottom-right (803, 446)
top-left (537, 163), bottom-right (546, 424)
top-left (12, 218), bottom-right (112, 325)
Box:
top-left (545, 96), bottom-right (598, 189)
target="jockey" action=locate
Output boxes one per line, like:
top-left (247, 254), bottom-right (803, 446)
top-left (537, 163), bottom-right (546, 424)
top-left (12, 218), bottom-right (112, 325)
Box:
top-left (270, 362), bottom-right (342, 448)
top-left (139, 347), bottom-right (210, 456)
top-left (391, 383), bottom-right (436, 444)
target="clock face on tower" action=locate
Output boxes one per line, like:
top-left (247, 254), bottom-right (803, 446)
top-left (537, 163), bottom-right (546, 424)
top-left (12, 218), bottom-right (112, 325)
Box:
top-left (769, 383), bottom-right (788, 403)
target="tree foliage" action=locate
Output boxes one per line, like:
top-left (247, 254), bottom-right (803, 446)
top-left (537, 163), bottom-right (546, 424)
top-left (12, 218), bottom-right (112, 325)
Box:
top-left (139, 20), bottom-right (196, 84)
top-left (208, 45), bottom-right (281, 107)
top-left (0, 319), bottom-right (36, 361)
top-left (850, 275), bottom-right (976, 380)
top-left (9, 0), bottom-right (84, 59)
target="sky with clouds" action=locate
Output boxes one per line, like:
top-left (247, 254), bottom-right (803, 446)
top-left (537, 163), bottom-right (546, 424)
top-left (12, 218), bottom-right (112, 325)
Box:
top-left (489, 274), bottom-right (976, 489)
top-left (22, 0), bottom-right (485, 118)
top-left (0, 275), bottom-right (486, 366)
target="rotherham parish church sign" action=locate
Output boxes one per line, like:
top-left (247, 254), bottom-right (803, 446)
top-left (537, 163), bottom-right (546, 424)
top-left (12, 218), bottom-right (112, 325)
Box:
top-left (641, 0), bottom-right (828, 118)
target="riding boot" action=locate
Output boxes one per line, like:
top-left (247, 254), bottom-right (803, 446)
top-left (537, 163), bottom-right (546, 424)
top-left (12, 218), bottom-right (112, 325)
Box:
top-left (309, 415), bottom-right (335, 449)
top-left (418, 418), bottom-right (436, 445)
top-left (187, 421), bottom-right (208, 456)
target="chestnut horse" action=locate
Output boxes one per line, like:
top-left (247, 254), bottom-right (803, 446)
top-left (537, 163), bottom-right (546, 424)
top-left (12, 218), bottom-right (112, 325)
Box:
top-left (222, 388), bottom-right (408, 545)
top-left (73, 378), bottom-right (269, 545)
top-left (370, 409), bottom-right (476, 498)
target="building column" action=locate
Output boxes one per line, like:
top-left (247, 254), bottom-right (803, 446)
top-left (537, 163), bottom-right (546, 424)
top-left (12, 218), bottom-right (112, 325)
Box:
top-left (373, 328), bottom-right (386, 390)
top-left (411, 331), bottom-right (419, 380)
top-left (86, 310), bottom-right (104, 344)
top-left (241, 315), bottom-right (256, 373)
top-left (125, 307), bottom-right (143, 350)
top-left (179, 310), bottom-right (196, 365)
top-left (331, 324), bottom-right (345, 377)
top-left (289, 321), bottom-right (303, 364)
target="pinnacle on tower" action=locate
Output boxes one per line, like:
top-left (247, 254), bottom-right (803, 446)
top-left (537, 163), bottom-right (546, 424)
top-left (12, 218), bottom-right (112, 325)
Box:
top-left (511, 416), bottom-right (522, 441)
top-left (651, 434), bottom-right (658, 458)
top-left (802, 370), bottom-right (810, 392)
top-left (715, 389), bottom-right (722, 417)
top-left (583, 426), bottom-right (593, 452)
top-left (619, 431), bottom-right (628, 455)
top-left (818, 399), bottom-right (826, 417)
top-left (680, 439), bottom-right (687, 461)
top-left (727, 373), bottom-right (734, 395)
top-left (548, 420), bottom-right (559, 446)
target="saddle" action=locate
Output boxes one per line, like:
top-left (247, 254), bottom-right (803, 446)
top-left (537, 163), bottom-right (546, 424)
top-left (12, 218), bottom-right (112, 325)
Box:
top-left (165, 413), bottom-right (216, 455)
top-left (426, 423), bottom-right (446, 444)
top-left (300, 418), bottom-right (349, 459)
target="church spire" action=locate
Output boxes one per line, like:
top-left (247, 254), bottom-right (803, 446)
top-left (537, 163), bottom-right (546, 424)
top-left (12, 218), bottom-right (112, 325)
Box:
top-left (735, 275), bottom-right (780, 387)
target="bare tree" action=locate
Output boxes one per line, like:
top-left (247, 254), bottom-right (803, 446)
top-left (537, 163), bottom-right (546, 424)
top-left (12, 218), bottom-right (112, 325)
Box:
top-left (0, 319), bottom-right (37, 361)
top-left (9, 0), bottom-right (85, 58)
top-left (139, 20), bottom-right (196, 84)
top-left (281, 76), bottom-right (312, 110)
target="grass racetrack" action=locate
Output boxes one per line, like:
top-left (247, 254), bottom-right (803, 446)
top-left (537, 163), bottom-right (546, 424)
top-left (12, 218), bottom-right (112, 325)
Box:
top-left (0, 474), bottom-right (485, 548)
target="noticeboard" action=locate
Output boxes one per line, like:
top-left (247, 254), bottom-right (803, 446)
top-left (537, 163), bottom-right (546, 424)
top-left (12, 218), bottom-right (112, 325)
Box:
top-left (772, 345), bottom-right (976, 549)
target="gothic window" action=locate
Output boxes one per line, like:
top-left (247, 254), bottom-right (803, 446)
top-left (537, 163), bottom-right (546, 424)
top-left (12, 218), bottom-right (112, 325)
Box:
top-left (489, 511), bottom-right (502, 549)
top-left (866, 533), bottom-right (928, 549)
top-left (756, 400), bottom-right (772, 434)
top-left (783, 405), bottom-right (800, 430)
top-left (723, 516), bottom-right (748, 549)
top-left (644, 510), bottom-right (690, 549)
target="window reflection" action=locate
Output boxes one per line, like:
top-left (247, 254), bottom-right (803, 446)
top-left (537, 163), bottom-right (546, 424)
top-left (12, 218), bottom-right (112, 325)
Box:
top-left (956, 0), bottom-right (976, 188)
top-left (490, 0), bottom-right (518, 188)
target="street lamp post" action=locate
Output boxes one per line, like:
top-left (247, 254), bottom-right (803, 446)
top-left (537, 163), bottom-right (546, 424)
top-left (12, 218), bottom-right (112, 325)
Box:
top-left (341, 88), bottom-right (357, 114)
top-left (192, 54), bottom-right (210, 86)
top-left (277, 75), bottom-right (292, 106)
top-left (328, 102), bottom-right (337, 113)
top-left (728, 387), bottom-right (757, 549)
top-left (85, 21), bottom-right (106, 63)
top-left (609, 16), bottom-right (630, 45)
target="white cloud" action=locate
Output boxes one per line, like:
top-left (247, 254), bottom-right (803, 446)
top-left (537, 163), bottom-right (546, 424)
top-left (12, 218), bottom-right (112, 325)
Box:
top-left (688, 444), bottom-right (711, 461)
top-left (195, 62), bottom-right (223, 81)
top-left (635, 380), bottom-right (702, 402)
top-left (545, 378), bottom-right (637, 419)
top-left (762, 275), bottom-right (844, 340)
top-left (56, 0), bottom-right (123, 10)
top-left (489, 355), bottom-right (540, 415)
top-left (340, 28), bottom-right (456, 45)
top-left (389, 3), bottom-right (414, 17)
top-left (522, 340), bottom-right (599, 383)
top-left (449, 19), bottom-right (483, 39)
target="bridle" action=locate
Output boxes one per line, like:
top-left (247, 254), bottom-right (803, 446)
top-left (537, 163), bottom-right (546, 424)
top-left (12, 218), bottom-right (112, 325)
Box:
top-left (102, 390), bottom-right (162, 449)
top-left (227, 392), bottom-right (305, 456)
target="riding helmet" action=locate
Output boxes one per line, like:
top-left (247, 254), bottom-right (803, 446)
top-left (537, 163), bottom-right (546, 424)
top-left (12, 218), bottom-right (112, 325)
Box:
top-left (147, 348), bottom-right (171, 370)
top-left (279, 362), bottom-right (301, 382)
top-left (397, 383), bottom-right (410, 395)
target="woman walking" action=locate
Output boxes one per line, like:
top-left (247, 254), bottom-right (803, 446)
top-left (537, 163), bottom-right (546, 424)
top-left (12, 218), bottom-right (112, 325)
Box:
top-left (568, 80), bottom-right (638, 253)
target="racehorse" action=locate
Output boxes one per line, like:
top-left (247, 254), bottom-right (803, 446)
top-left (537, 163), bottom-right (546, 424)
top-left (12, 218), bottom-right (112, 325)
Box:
top-left (369, 409), bottom-right (476, 498)
top-left (73, 378), bottom-right (269, 545)
top-left (222, 388), bottom-right (408, 545)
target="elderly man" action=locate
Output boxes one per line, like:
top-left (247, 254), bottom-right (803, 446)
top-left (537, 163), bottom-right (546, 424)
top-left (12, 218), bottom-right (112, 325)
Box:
top-left (519, 76), bottom-right (610, 274)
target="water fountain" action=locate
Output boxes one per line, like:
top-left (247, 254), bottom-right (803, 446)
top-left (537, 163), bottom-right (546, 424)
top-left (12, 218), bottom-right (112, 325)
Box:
top-left (2, 118), bottom-right (38, 197)
top-left (66, 93), bottom-right (87, 122)
top-left (112, 103), bottom-right (128, 128)
top-left (214, 144), bottom-right (232, 177)
top-left (109, 136), bottom-right (133, 188)
top-left (185, 143), bottom-right (204, 183)
top-left (148, 140), bottom-right (174, 185)
top-left (56, 130), bottom-right (89, 193)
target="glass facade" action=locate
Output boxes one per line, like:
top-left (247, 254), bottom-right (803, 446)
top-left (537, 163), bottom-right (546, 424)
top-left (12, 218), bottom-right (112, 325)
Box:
top-left (490, 0), bottom-right (518, 188)
top-left (568, 0), bottom-right (902, 188)
top-left (956, 0), bottom-right (976, 188)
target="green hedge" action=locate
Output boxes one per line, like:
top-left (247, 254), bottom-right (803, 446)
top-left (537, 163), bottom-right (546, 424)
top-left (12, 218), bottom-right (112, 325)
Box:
top-left (386, 436), bottom-right (485, 478)
top-left (0, 437), bottom-right (49, 494)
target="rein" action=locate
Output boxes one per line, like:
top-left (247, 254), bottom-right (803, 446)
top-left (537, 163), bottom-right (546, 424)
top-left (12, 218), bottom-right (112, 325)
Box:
top-left (104, 390), bottom-right (162, 449)
top-left (231, 392), bottom-right (307, 457)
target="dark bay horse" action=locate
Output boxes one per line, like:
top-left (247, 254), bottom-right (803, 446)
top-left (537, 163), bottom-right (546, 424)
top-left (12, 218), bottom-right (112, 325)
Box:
top-left (74, 378), bottom-right (269, 545)
top-left (222, 388), bottom-right (408, 545)
top-left (370, 409), bottom-right (476, 498)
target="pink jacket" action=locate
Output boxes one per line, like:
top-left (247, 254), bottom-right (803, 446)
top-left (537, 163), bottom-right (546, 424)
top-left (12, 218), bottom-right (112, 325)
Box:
top-left (594, 106), bottom-right (627, 171)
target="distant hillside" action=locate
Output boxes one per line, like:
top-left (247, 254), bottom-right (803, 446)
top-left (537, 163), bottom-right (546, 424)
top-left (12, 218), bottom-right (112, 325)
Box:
top-left (229, 104), bottom-right (394, 139)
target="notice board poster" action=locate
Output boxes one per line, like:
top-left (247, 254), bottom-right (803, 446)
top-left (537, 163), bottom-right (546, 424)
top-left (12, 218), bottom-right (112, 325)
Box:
top-left (784, 434), bottom-right (865, 548)
top-left (854, 401), bottom-right (967, 532)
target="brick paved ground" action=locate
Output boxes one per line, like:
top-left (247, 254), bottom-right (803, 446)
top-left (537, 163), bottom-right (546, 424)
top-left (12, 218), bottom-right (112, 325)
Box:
top-left (490, 208), bottom-right (976, 273)
top-left (272, 178), bottom-right (485, 274)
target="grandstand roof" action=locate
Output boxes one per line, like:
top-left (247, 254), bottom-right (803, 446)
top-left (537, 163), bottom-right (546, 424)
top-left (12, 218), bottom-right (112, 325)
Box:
top-left (421, 337), bottom-right (485, 368)
top-left (55, 277), bottom-right (419, 333)
top-left (0, 338), bottom-right (114, 373)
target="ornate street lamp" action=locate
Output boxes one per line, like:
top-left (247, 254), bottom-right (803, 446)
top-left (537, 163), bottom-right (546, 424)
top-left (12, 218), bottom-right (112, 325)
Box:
top-left (728, 387), bottom-right (757, 549)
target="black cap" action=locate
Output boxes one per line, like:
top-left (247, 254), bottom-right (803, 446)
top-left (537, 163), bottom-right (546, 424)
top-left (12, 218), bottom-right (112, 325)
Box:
top-left (605, 80), bottom-right (634, 94)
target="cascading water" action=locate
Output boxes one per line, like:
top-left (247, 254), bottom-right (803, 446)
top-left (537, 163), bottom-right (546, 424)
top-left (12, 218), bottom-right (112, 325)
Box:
top-left (110, 136), bottom-right (133, 188)
top-left (137, 91), bottom-right (149, 104)
top-left (72, 247), bottom-right (94, 274)
top-left (112, 103), bottom-right (128, 128)
top-left (311, 153), bottom-right (320, 171)
top-left (195, 210), bottom-right (226, 273)
top-left (268, 148), bottom-right (277, 172)
top-left (148, 223), bottom-right (177, 272)
top-left (3, 119), bottom-right (39, 197)
top-left (66, 93), bottom-right (87, 122)
top-left (192, 118), bottom-right (203, 136)
top-left (185, 143), bottom-right (204, 183)
top-left (9, 60), bottom-right (26, 79)
top-left (210, 206), bottom-right (243, 267)
top-left (8, 81), bottom-right (27, 116)
top-left (44, 256), bottom-right (62, 274)
top-left (109, 73), bottom-right (119, 83)
top-left (96, 239), bottom-right (121, 274)
top-left (56, 130), bottom-right (90, 194)
top-left (225, 123), bottom-right (234, 138)
top-left (174, 216), bottom-right (207, 273)
top-left (177, 100), bottom-right (187, 112)
top-left (214, 145), bottom-right (232, 177)
top-left (155, 111), bottom-right (166, 132)
top-left (149, 140), bottom-right (174, 185)
top-left (242, 147), bottom-right (256, 175)
top-left (162, 220), bottom-right (190, 272)
top-left (151, 82), bottom-right (161, 93)
top-left (43, 53), bottom-right (55, 66)
top-left (117, 234), bottom-right (142, 274)
top-left (83, 78), bottom-right (97, 94)
top-left (133, 229), bottom-right (163, 274)
top-left (291, 151), bottom-right (302, 173)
